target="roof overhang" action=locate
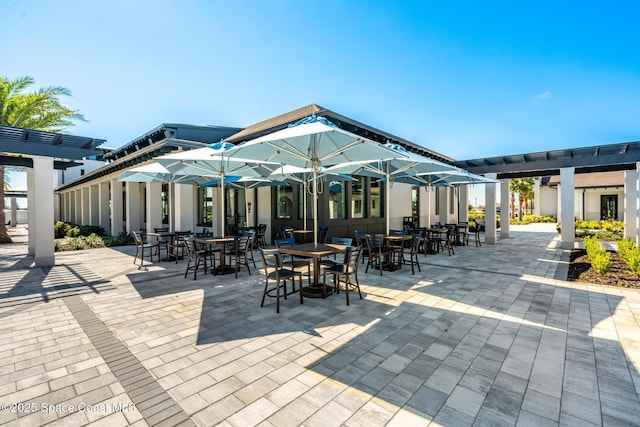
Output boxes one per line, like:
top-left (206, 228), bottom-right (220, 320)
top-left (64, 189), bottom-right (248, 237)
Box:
top-left (0, 155), bottom-right (83, 170)
top-left (0, 125), bottom-right (106, 160)
top-left (55, 138), bottom-right (207, 191)
top-left (452, 141), bottom-right (640, 179)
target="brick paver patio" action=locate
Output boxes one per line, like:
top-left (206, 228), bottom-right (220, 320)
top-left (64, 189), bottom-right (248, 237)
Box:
top-left (0, 224), bottom-right (639, 426)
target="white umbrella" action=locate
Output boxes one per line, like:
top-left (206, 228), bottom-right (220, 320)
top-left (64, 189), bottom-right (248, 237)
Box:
top-left (325, 144), bottom-right (461, 233)
top-left (268, 165), bottom-right (355, 231)
top-left (118, 162), bottom-right (211, 232)
top-left (223, 115), bottom-right (406, 244)
top-left (156, 142), bottom-right (279, 237)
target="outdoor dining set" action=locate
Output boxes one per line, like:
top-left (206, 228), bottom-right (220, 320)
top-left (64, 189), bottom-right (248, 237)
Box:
top-left (131, 221), bottom-right (481, 313)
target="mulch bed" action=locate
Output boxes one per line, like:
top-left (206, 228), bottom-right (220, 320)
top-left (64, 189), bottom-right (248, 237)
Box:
top-left (568, 249), bottom-right (640, 288)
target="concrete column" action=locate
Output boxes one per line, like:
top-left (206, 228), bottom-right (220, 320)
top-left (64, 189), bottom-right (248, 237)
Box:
top-left (560, 167), bottom-right (575, 249)
top-left (10, 197), bottom-right (17, 226)
top-left (500, 178), bottom-right (510, 239)
top-left (89, 184), bottom-right (99, 226)
top-left (485, 173), bottom-right (498, 244)
top-left (146, 182), bottom-right (162, 231)
top-left (74, 190), bottom-right (81, 224)
top-left (625, 168), bottom-right (639, 240)
top-left (81, 187), bottom-right (90, 225)
top-left (438, 187), bottom-right (448, 224)
top-left (174, 183), bottom-right (195, 232)
top-left (458, 185), bottom-right (469, 223)
top-left (111, 179), bottom-right (124, 235)
top-left (98, 181), bottom-right (111, 235)
top-left (636, 163), bottom-right (640, 246)
top-left (125, 182), bottom-right (141, 233)
top-left (27, 167), bottom-right (36, 255)
top-left (32, 157), bottom-right (55, 267)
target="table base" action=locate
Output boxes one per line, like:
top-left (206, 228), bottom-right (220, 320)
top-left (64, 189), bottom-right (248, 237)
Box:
top-left (302, 284), bottom-right (334, 298)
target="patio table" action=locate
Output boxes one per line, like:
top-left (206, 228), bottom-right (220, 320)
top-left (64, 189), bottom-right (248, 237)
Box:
top-left (384, 234), bottom-right (412, 271)
top-left (195, 236), bottom-right (236, 275)
top-left (147, 231), bottom-right (174, 261)
top-left (293, 229), bottom-right (314, 243)
top-left (278, 243), bottom-right (346, 298)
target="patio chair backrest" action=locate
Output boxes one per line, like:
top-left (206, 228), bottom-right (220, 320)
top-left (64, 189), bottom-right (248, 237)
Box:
top-left (331, 237), bottom-right (352, 246)
top-left (318, 226), bottom-right (329, 243)
top-left (354, 229), bottom-right (367, 245)
top-left (274, 238), bottom-right (296, 248)
top-left (280, 227), bottom-right (294, 239)
top-left (389, 229), bottom-right (405, 235)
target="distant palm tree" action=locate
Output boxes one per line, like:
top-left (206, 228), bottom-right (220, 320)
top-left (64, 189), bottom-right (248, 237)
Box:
top-left (0, 75), bottom-right (86, 243)
top-left (509, 178), bottom-right (535, 219)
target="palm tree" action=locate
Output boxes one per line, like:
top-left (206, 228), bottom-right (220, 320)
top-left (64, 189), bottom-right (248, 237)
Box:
top-left (0, 75), bottom-right (86, 243)
top-left (509, 178), bottom-right (535, 220)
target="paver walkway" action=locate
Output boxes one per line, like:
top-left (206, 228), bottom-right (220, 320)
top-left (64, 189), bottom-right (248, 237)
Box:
top-left (0, 224), bottom-right (639, 426)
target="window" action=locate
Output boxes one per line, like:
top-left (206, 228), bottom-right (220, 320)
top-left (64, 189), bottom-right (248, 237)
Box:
top-left (449, 187), bottom-right (455, 214)
top-left (197, 186), bottom-right (213, 225)
top-left (435, 187), bottom-right (440, 215)
top-left (276, 185), bottom-right (293, 219)
top-left (161, 184), bottom-right (169, 224)
top-left (412, 187), bottom-right (419, 217)
top-left (370, 179), bottom-right (382, 218)
top-left (329, 180), bottom-right (346, 219)
top-left (351, 177), bottom-right (365, 218)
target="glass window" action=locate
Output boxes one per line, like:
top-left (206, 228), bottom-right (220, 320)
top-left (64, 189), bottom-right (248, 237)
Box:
top-left (351, 177), bottom-right (365, 219)
top-left (276, 185), bottom-right (293, 219)
top-left (370, 179), bottom-right (382, 218)
top-left (197, 186), bottom-right (213, 225)
top-left (449, 187), bottom-right (455, 214)
top-left (435, 187), bottom-right (440, 215)
top-left (412, 187), bottom-right (419, 217)
top-left (329, 181), bottom-right (346, 219)
top-left (161, 184), bottom-right (169, 224)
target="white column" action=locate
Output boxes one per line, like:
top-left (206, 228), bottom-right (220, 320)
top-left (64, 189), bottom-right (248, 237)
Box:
top-left (636, 163), bottom-right (640, 246)
top-left (125, 182), bottom-right (141, 233)
top-left (32, 157), bottom-right (55, 267)
top-left (174, 183), bottom-right (195, 232)
top-left (146, 182), bottom-right (162, 231)
top-left (625, 168), bottom-right (639, 240)
top-left (560, 167), bottom-right (575, 249)
top-left (485, 173), bottom-right (498, 244)
top-left (111, 179), bottom-right (124, 235)
top-left (81, 187), bottom-right (90, 225)
top-left (500, 178), bottom-right (510, 239)
top-left (98, 181), bottom-right (111, 235)
top-left (438, 187), bottom-right (448, 224)
top-left (458, 185), bottom-right (469, 223)
top-left (74, 189), bottom-right (81, 224)
top-left (27, 167), bottom-right (36, 255)
top-left (89, 184), bottom-right (99, 226)
top-left (10, 197), bottom-right (17, 226)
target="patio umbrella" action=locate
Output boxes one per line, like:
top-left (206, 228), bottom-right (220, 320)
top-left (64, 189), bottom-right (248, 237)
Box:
top-left (325, 143), bottom-right (461, 233)
top-left (268, 165), bottom-right (355, 231)
top-left (223, 115), bottom-right (405, 244)
top-left (380, 170), bottom-right (498, 227)
top-left (118, 162), bottom-right (211, 232)
top-left (156, 142), bottom-right (280, 237)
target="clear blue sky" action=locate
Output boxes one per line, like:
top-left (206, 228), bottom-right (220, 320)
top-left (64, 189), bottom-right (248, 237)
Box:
top-left (3, 1), bottom-right (640, 203)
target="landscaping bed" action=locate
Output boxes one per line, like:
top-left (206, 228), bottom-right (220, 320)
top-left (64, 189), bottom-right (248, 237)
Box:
top-left (568, 249), bottom-right (640, 288)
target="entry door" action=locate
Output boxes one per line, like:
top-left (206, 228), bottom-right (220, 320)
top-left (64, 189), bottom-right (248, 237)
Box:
top-left (600, 195), bottom-right (618, 220)
top-left (225, 188), bottom-right (246, 234)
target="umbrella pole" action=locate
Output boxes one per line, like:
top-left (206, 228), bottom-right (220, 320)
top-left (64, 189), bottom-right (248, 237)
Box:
top-left (169, 183), bottom-right (174, 233)
top-left (313, 168), bottom-right (318, 245)
top-left (386, 171), bottom-right (391, 234)
top-left (303, 180), bottom-right (307, 230)
top-left (220, 173), bottom-right (225, 237)
top-left (427, 185), bottom-right (431, 228)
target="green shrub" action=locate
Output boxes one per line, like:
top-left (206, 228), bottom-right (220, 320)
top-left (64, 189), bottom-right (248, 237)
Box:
top-left (591, 251), bottom-right (612, 275)
top-left (78, 225), bottom-right (106, 237)
top-left (617, 239), bottom-right (636, 260)
top-left (626, 250), bottom-right (640, 274)
top-left (54, 221), bottom-right (70, 238)
top-left (66, 226), bottom-right (81, 237)
top-left (103, 232), bottom-right (133, 247)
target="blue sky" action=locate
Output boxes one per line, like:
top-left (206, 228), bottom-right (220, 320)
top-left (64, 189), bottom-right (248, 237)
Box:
top-left (3, 1), bottom-right (640, 203)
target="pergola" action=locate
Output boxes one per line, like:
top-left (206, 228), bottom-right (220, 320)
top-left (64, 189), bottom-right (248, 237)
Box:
top-left (453, 140), bottom-right (640, 247)
top-left (0, 125), bottom-right (107, 266)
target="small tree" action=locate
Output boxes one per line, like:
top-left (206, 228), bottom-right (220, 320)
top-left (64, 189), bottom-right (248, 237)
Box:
top-left (0, 75), bottom-right (86, 243)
